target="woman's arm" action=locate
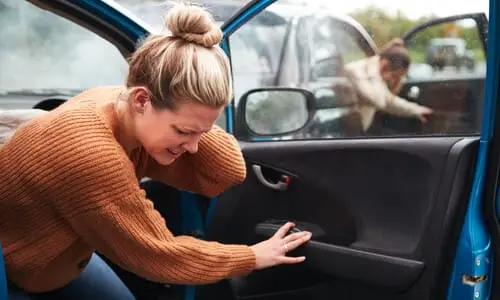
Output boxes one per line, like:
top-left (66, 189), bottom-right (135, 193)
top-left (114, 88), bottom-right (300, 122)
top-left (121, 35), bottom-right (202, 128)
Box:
top-left (146, 125), bottom-right (247, 197)
top-left (67, 191), bottom-right (256, 285)
top-left (345, 64), bottom-right (428, 117)
top-left (43, 113), bottom-right (255, 284)
top-left (384, 94), bottom-right (430, 117)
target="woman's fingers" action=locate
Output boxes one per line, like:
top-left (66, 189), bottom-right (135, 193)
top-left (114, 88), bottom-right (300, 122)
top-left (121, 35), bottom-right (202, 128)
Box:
top-left (279, 256), bottom-right (306, 264)
top-left (283, 231), bottom-right (310, 244)
top-left (273, 222), bottom-right (295, 239)
top-left (284, 232), bottom-right (312, 252)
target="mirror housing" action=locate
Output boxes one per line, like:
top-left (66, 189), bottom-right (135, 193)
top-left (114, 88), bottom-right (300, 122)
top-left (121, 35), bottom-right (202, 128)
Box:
top-left (234, 87), bottom-right (317, 141)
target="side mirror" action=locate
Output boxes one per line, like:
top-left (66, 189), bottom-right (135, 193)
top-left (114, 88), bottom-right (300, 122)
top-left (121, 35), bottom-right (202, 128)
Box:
top-left (234, 87), bottom-right (316, 140)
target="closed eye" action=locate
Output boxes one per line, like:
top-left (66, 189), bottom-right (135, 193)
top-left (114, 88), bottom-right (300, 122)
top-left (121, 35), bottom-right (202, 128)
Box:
top-left (175, 128), bottom-right (190, 135)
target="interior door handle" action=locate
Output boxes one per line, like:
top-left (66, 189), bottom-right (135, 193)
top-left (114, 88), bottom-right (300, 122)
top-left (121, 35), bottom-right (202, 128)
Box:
top-left (407, 86), bottom-right (420, 100)
top-left (252, 165), bottom-right (289, 191)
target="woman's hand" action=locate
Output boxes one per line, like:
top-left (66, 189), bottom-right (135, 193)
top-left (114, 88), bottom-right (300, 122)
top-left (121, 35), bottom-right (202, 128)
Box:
top-left (250, 222), bottom-right (312, 270)
top-left (418, 106), bottom-right (434, 123)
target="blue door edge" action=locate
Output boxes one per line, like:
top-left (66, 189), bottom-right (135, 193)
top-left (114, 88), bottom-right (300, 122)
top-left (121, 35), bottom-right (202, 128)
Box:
top-left (0, 245), bottom-right (7, 300)
top-left (447, 0), bottom-right (498, 299)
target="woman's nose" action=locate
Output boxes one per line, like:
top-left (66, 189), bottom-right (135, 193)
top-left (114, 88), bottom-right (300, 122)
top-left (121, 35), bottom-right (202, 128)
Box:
top-left (183, 137), bottom-right (199, 154)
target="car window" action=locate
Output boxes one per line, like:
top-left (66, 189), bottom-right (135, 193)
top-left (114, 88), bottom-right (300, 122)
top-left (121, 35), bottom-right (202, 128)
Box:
top-left (229, 2), bottom-right (488, 141)
top-left (402, 18), bottom-right (486, 135)
top-left (0, 0), bottom-right (128, 110)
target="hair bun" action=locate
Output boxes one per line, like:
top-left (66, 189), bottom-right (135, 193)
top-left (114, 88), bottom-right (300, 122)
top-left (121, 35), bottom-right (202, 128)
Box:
top-left (165, 2), bottom-right (223, 48)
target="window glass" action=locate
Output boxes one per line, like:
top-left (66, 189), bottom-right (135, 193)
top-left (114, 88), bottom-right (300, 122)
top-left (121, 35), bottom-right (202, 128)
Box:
top-left (228, 1), bottom-right (488, 141)
top-left (0, 0), bottom-right (131, 146)
top-left (0, 0), bottom-right (128, 110)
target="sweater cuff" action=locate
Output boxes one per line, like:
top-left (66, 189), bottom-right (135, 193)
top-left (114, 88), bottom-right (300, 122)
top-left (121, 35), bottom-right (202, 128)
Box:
top-left (226, 245), bottom-right (256, 277)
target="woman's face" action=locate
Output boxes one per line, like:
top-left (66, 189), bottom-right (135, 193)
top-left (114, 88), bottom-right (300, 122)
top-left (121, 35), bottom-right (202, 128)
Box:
top-left (379, 59), bottom-right (408, 88)
top-left (131, 88), bottom-right (223, 166)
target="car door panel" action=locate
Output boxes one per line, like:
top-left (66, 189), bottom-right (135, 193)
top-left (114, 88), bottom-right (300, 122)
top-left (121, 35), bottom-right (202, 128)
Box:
top-left (202, 136), bottom-right (476, 299)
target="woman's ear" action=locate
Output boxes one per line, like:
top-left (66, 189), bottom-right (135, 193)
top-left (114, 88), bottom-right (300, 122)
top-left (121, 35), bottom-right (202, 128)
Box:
top-left (131, 87), bottom-right (150, 114)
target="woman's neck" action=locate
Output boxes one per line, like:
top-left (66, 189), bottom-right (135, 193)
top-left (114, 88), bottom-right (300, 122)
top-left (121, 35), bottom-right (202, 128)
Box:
top-left (114, 91), bottom-right (139, 155)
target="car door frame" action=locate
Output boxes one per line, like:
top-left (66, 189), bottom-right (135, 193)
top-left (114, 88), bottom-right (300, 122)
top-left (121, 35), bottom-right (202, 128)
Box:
top-left (220, 1), bottom-right (499, 299)
top-left (479, 1), bottom-right (500, 299)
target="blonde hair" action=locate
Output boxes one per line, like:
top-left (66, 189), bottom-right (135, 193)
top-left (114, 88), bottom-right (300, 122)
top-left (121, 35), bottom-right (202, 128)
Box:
top-left (126, 2), bottom-right (232, 109)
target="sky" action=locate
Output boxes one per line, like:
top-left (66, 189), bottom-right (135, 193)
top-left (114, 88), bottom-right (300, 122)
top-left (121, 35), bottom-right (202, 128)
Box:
top-left (299, 0), bottom-right (490, 20)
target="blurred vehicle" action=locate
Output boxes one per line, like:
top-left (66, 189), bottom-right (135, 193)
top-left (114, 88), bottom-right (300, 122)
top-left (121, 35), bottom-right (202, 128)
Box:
top-left (425, 37), bottom-right (476, 71)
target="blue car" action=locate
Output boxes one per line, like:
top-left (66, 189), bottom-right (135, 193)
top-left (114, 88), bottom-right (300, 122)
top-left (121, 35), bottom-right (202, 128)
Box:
top-left (0, 0), bottom-right (498, 300)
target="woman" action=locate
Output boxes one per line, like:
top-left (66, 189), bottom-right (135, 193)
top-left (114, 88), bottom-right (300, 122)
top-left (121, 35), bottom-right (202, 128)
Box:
top-left (0, 3), bottom-right (312, 299)
top-left (344, 38), bottom-right (434, 132)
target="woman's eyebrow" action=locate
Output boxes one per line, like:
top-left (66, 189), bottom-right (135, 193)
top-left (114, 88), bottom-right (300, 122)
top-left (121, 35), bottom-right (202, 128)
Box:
top-left (174, 125), bottom-right (210, 134)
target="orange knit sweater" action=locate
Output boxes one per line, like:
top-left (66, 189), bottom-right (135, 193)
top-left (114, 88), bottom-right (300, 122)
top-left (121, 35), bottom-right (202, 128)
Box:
top-left (0, 86), bottom-right (255, 292)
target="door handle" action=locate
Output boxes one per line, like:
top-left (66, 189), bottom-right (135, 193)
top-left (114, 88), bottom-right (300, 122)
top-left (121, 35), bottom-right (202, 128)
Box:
top-left (252, 164), bottom-right (290, 191)
top-left (407, 86), bottom-right (420, 100)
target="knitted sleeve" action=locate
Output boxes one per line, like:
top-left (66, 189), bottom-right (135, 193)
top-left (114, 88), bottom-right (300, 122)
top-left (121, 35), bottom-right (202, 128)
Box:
top-left (146, 125), bottom-right (247, 197)
top-left (41, 109), bottom-right (255, 284)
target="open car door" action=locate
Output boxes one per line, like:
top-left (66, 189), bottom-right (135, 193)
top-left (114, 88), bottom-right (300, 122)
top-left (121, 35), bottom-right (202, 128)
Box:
top-left (195, 1), bottom-right (500, 300)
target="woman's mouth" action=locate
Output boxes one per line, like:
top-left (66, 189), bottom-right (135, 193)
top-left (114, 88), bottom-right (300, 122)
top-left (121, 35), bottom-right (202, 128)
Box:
top-left (167, 148), bottom-right (181, 156)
